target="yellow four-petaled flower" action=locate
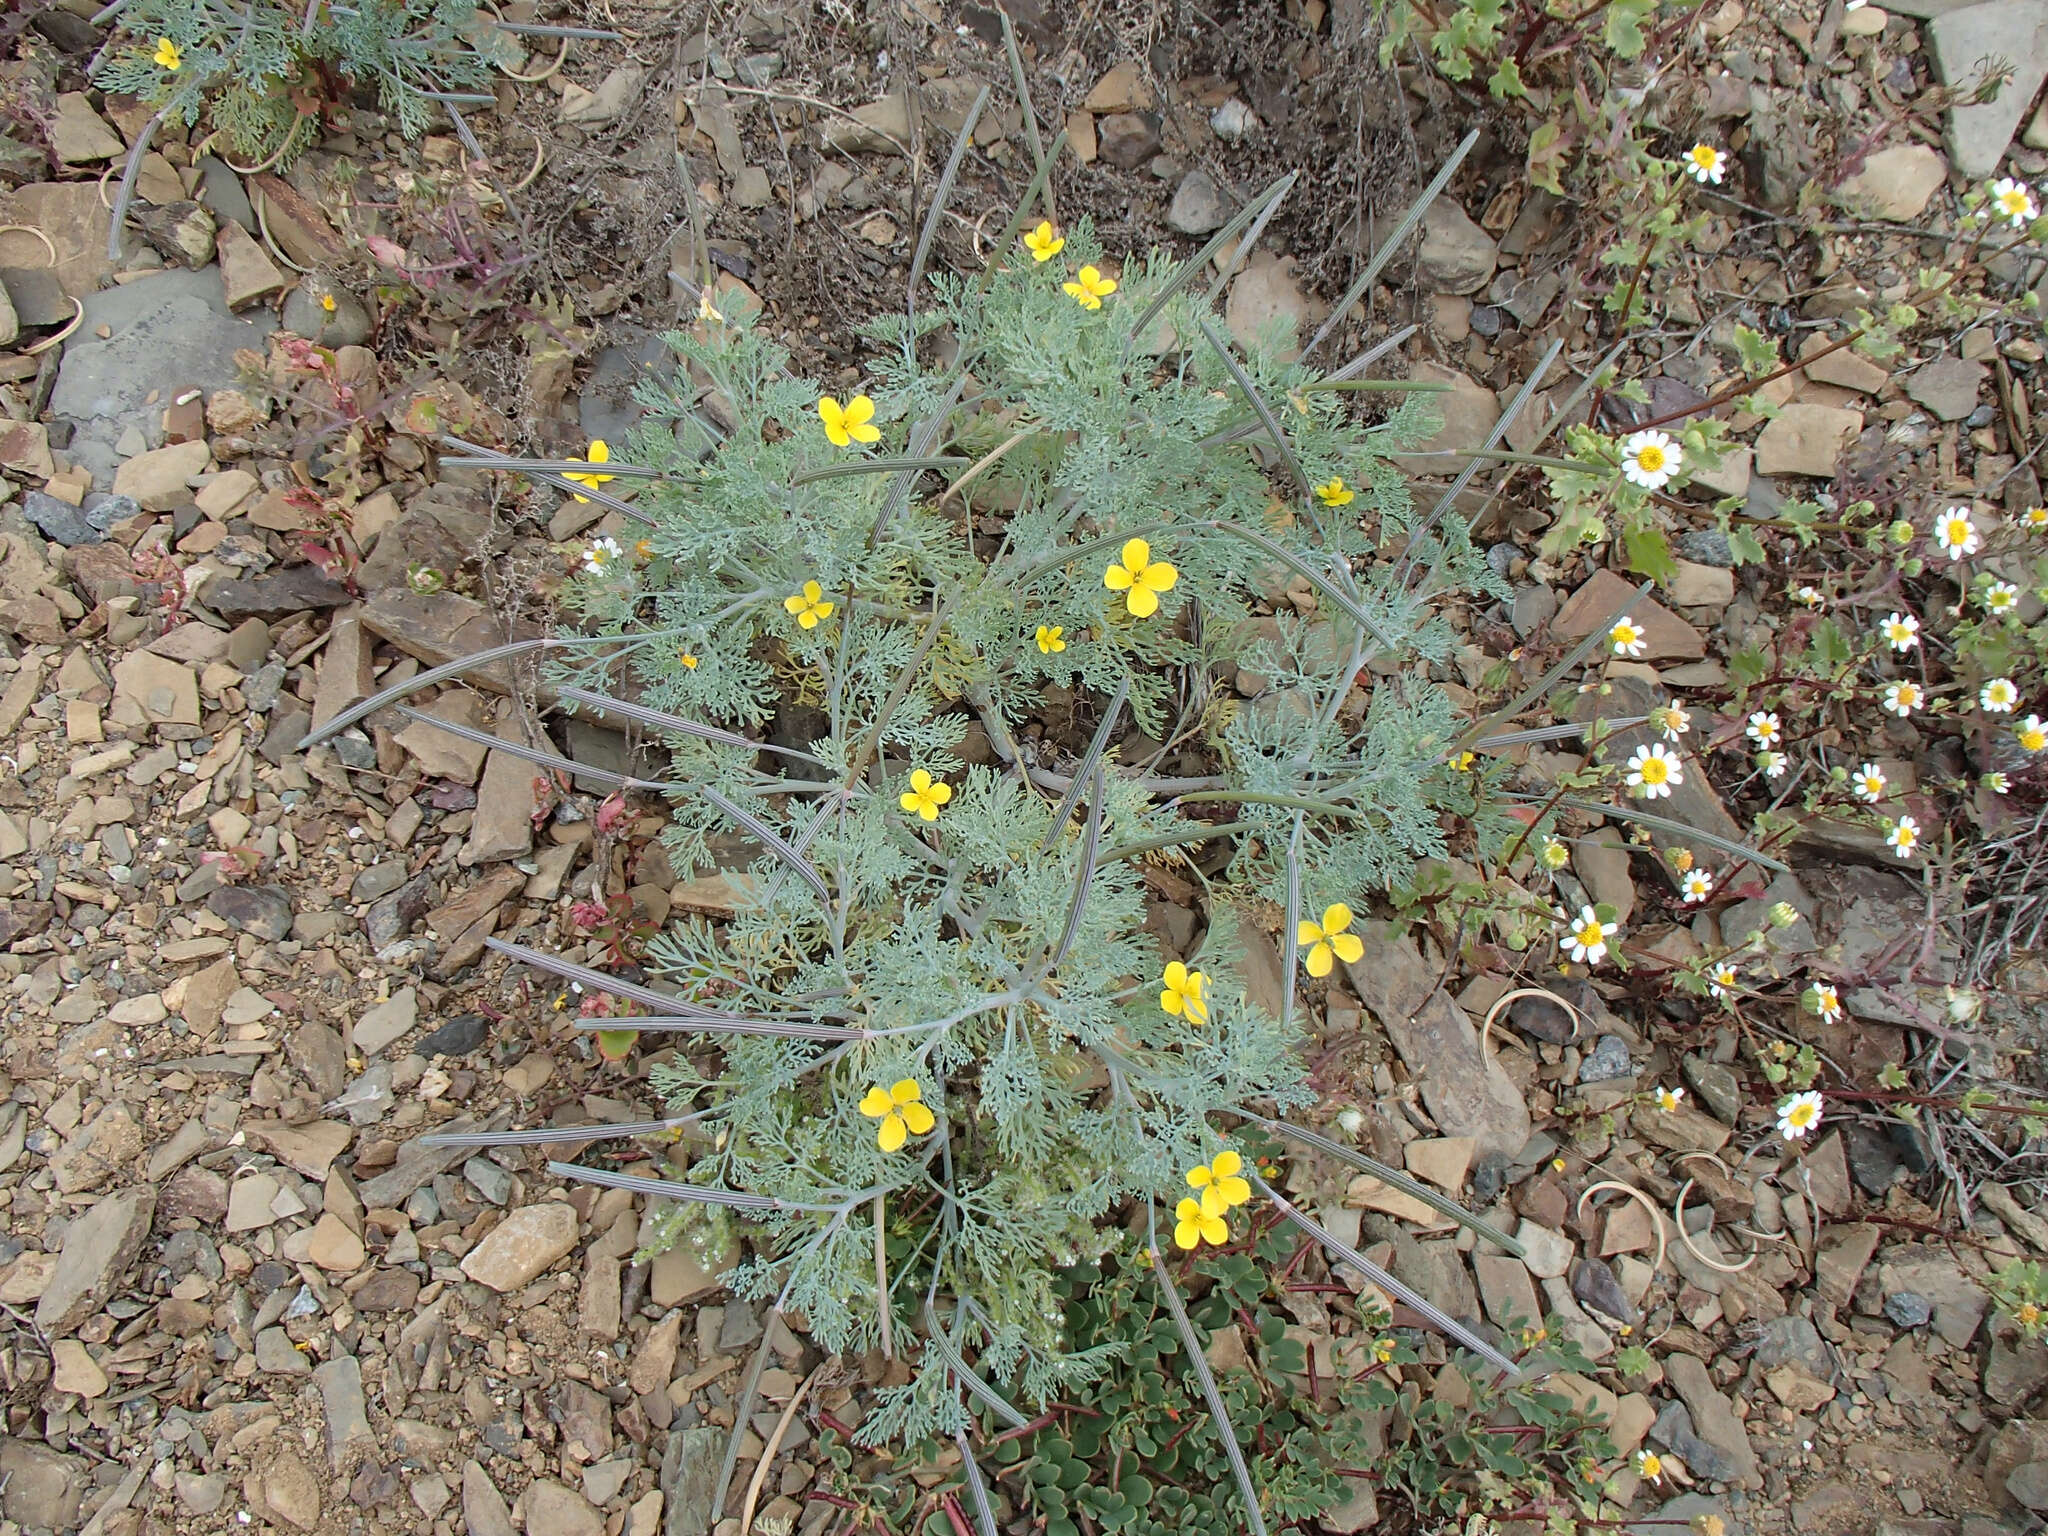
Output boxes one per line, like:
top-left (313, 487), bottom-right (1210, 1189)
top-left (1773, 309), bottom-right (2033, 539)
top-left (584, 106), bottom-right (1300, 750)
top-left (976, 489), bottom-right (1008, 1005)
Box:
top-left (154, 36), bottom-right (182, 69)
top-left (1186, 1150), bottom-right (1251, 1216)
top-left (1063, 265), bottom-right (1117, 309)
top-left (1103, 537), bottom-right (1178, 618)
top-left (1024, 221), bottom-right (1065, 262)
top-left (818, 394), bottom-right (880, 447)
top-left (899, 769), bottom-right (952, 821)
top-left (1314, 478), bottom-right (1355, 507)
top-left (1297, 903), bottom-right (1363, 978)
top-left (1159, 961), bottom-right (1208, 1022)
top-left (1035, 624), bottom-right (1066, 654)
top-left (860, 1079), bottom-right (935, 1152)
top-left (563, 439), bottom-right (614, 503)
top-left (1173, 1197), bottom-right (1226, 1249)
top-left (784, 580), bottom-right (835, 629)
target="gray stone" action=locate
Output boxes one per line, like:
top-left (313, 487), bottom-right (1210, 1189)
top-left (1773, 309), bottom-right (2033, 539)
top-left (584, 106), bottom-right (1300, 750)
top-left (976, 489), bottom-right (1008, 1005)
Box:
top-left (1682, 1056), bottom-right (1744, 1124)
top-left (1167, 170), bottom-right (1228, 234)
top-left (1664, 1353), bottom-right (1760, 1485)
top-left (1417, 196), bottom-right (1498, 295)
top-left (464, 1461), bottom-right (519, 1536)
top-left (1753, 1313), bottom-right (1832, 1375)
top-left (667, 1427), bottom-right (725, 1536)
top-left (1571, 1257), bottom-right (1636, 1324)
top-left (1905, 356), bottom-right (1986, 421)
top-left (257, 1326), bottom-right (313, 1374)
top-left (353, 987), bottom-right (418, 1055)
top-left (317, 1353), bottom-right (376, 1469)
top-left (351, 861), bottom-right (410, 903)
top-left (1885, 1290), bottom-right (1933, 1327)
top-left (1578, 1034), bottom-right (1633, 1083)
top-left (195, 157), bottom-right (257, 232)
top-left (1677, 529), bottom-right (1735, 567)
top-left (0, 1440), bottom-right (87, 1530)
top-left (1342, 930), bottom-right (1530, 1160)
top-left (23, 489), bottom-right (137, 547)
top-left (208, 883), bottom-right (293, 940)
top-left (36, 1185), bottom-right (156, 1333)
top-left (1650, 1399), bottom-right (1743, 1484)
top-left (206, 564), bottom-right (353, 618)
top-left (1986, 1330), bottom-right (2048, 1405)
top-left (1928, 0), bottom-right (2048, 176)
top-left (420, 1013), bottom-right (490, 1056)
top-left (52, 265), bottom-right (276, 487)
top-left (2008, 1464), bottom-right (2048, 1513)
top-left (1097, 112), bottom-right (1161, 168)
top-left (281, 284), bottom-right (373, 346)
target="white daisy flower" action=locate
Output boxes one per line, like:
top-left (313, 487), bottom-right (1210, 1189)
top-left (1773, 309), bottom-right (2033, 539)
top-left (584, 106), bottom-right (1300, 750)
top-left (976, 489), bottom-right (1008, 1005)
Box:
top-left (581, 535), bottom-right (624, 575)
top-left (1708, 962), bottom-right (1739, 999)
top-left (1883, 681), bottom-right (1924, 717)
top-left (2018, 714), bottom-right (2048, 753)
top-left (1654, 1085), bottom-right (1685, 1112)
top-left (1620, 430), bottom-right (1683, 491)
top-left (1982, 580), bottom-right (2020, 615)
top-left (1887, 814), bottom-right (1921, 858)
top-left (1562, 904), bottom-right (1618, 966)
top-left (1852, 763), bottom-right (1887, 801)
top-left (1681, 868), bottom-right (1713, 903)
top-left (1654, 703), bottom-right (1692, 741)
top-left (1985, 770), bottom-right (2011, 795)
top-left (1808, 982), bottom-right (1842, 1021)
top-left (1684, 143), bottom-right (1727, 184)
top-left (1931, 506), bottom-right (1980, 561)
top-left (1626, 742), bottom-right (1685, 799)
top-left (2025, 506), bottom-right (2048, 533)
top-left (1982, 677), bottom-right (2020, 713)
top-left (1757, 749), bottom-right (1786, 779)
top-left (1796, 585), bottom-right (1823, 608)
top-left (1747, 711), bottom-right (1782, 747)
top-left (1991, 177), bottom-right (2040, 227)
top-left (1880, 612), bottom-right (1920, 652)
top-left (1610, 616), bottom-right (1647, 657)
top-left (1777, 1090), bottom-right (1825, 1141)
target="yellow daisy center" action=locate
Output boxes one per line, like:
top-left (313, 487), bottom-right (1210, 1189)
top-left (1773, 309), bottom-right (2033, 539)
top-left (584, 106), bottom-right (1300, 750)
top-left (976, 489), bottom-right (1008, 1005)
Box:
top-left (1575, 920), bottom-right (1604, 947)
top-left (1635, 444), bottom-right (1666, 473)
top-left (1639, 756), bottom-right (1669, 784)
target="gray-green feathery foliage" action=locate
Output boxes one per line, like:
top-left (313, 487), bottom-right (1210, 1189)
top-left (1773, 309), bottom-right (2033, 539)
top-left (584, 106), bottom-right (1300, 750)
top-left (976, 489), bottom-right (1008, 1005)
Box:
top-left (506, 216), bottom-right (1523, 1442)
top-left (92, 0), bottom-right (511, 165)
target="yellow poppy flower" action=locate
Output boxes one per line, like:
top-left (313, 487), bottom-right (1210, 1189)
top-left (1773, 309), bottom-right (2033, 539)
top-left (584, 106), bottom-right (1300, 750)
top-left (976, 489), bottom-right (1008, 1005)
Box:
top-left (679, 651), bottom-right (699, 669)
top-left (817, 394), bottom-right (881, 447)
top-left (319, 292), bottom-right (337, 313)
top-left (563, 439), bottom-right (615, 504)
top-left (1035, 624), bottom-right (1066, 654)
top-left (1159, 961), bottom-right (1208, 1022)
top-left (783, 580), bottom-right (836, 629)
top-left (1314, 477), bottom-right (1355, 507)
top-left (154, 36), bottom-right (182, 69)
top-left (1102, 537), bottom-right (1178, 618)
top-left (1187, 1150), bottom-right (1251, 1216)
top-left (859, 1079), bottom-right (935, 1152)
top-left (898, 769), bottom-right (952, 821)
top-left (1173, 1196), bottom-right (1227, 1250)
top-left (1023, 221), bottom-right (1065, 262)
top-left (1062, 265), bottom-right (1117, 309)
top-left (1297, 903), bottom-right (1364, 978)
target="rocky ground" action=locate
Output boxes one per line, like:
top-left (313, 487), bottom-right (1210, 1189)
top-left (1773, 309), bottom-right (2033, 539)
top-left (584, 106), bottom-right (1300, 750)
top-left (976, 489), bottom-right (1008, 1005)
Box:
top-left (7, 1), bottom-right (2048, 1535)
